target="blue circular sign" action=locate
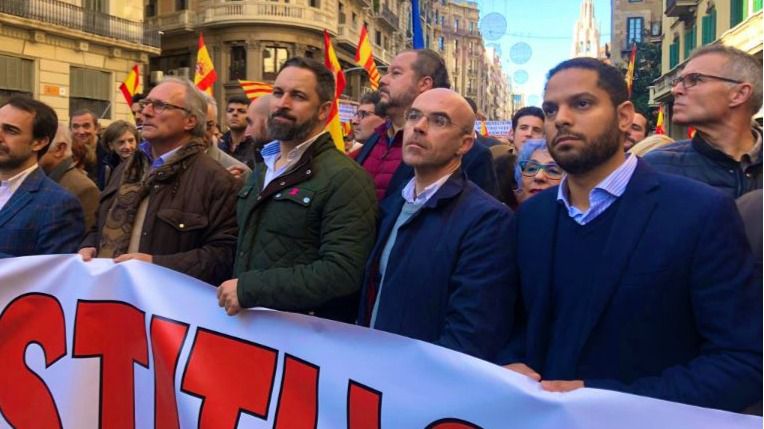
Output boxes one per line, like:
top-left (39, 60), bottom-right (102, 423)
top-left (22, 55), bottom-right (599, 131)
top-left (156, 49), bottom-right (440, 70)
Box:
top-left (510, 42), bottom-right (532, 65)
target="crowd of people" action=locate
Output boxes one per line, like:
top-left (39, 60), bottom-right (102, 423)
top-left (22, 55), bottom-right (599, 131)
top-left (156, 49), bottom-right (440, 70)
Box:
top-left (0, 43), bottom-right (761, 414)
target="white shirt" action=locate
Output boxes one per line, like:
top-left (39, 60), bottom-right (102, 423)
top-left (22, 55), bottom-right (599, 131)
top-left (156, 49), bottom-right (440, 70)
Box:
top-left (261, 132), bottom-right (326, 188)
top-left (0, 164), bottom-right (38, 211)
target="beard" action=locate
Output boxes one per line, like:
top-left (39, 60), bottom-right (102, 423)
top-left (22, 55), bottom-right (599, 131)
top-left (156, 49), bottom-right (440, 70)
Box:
top-left (0, 144), bottom-right (32, 171)
top-left (267, 108), bottom-right (321, 143)
top-left (548, 119), bottom-right (623, 175)
top-left (377, 86), bottom-right (417, 115)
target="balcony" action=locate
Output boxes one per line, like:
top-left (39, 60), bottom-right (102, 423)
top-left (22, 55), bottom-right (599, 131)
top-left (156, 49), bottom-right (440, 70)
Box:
top-left (336, 23), bottom-right (361, 52)
top-left (145, 10), bottom-right (196, 33)
top-left (0, 0), bottom-right (160, 48)
top-left (200, 1), bottom-right (336, 34)
top-left (375, 4), bottom-right (399, 30)
top-left (665, 0), bottom-right (699, 18)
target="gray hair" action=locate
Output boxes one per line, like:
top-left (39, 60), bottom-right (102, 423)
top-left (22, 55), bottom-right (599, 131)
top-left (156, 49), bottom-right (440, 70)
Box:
top-left (158, 77), bottom-right (208, 138)
top-left (54, 124), bottom-right (72, 158)
top-left (689, 44), bottom-right (763, 114)
top-left (514, 138), bottom-right (550, 190)
top-left (201, 91), bottom-right (218, 117)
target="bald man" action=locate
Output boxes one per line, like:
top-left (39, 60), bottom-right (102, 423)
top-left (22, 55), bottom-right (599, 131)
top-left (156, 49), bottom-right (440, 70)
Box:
top-left (202, 92), bottom-right (251, 183)
top-left (357, 88), bottom-right (516, 361)
top-left (244, 95), bottom-right (272, 164)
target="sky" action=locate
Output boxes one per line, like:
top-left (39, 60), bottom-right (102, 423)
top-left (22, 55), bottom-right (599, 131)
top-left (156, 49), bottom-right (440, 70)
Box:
top-left (475, 0), bottom-right (611, 107)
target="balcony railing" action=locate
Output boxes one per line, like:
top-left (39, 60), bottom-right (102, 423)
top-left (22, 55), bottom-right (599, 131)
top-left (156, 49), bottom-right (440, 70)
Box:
top-left (665, 0), bottom-right (699, 18)
top-left (0, 0), bottom-right (160, 48)
top-left (145, 9), bottom-right (195, 33)
top-left (200, 1), bottom-right (335, 33)
top-left (375, 4), bottom-right (398, 29)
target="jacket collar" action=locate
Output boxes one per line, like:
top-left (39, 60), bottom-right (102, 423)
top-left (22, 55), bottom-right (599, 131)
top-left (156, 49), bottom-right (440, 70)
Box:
top-left (0, 167), bottom-right (46, 227)
top-left (691, 126), bottom-right (763, 167)
top-left (46, 157), bottom-right (76, 183)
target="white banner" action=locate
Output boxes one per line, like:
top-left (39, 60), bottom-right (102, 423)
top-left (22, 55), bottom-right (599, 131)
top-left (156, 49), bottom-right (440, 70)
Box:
top-left (0, 255), bottom-right (759, 428)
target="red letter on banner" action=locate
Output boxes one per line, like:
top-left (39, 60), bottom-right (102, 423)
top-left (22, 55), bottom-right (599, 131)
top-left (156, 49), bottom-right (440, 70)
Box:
top-left (273, 355), bottom-right (319, 429)
top-left (181, 328), bottom-right (278, 429)
top-left (73, 301), bottom-right (148, 429)
top-left (0, 293), bottom-right (66, 429)
top-left (426, 419), bottom-right (482, 429)
top-left (150, 316), bottom-right (190, 429)
top-left (347, 380), bottom-right (382, 429)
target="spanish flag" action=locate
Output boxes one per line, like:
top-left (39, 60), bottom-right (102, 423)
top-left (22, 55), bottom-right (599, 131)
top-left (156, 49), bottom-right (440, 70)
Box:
top-left (479, 119), bottom-right (489, 136)
top-left (194, 33), bottom-right (217, 95)
top-left (355, 25), bottom-right (380, 90)
top-left (323, 30), bottom-right (346, 151)
top-left (238, 80), bottom-right (273, 100)
top-left (655, 104), bottom-right (665, 135)
top-left (119, 64), bottom-right (140, 106)
top-left (341, 121), bottom-right (353, 137)
top-left (625, 43), bottom-right (637, 98)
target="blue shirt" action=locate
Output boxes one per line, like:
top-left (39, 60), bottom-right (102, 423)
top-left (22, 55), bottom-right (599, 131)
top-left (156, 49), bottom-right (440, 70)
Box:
top-left (139, 141), bottom-right (182, 170)
top-left (556, 154), bottom-right (638, 225)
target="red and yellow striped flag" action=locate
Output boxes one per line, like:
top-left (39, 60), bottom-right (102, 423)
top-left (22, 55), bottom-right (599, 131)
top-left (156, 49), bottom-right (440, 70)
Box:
top-left (355, 25), bottom-right (380, 90)
top-left (119, 64), bottom-right (140, 106)
top-left (655, 104), bottom-right (665, 135)
top-left (341, 121), bottom-right (353, 137)
top-left (625, 43), bottom-right (637, 98)
top-left (479, 119), bottom-right (489, 136)
top-left (194, 33), bottom-right (217, 95)
top-left (323, 30), bottom-right (346, 151)
top-left (238, 80), bottom-right (273, 100)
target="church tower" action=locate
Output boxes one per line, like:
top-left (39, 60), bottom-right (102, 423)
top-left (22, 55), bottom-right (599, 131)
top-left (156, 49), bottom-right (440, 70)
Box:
top-left (571, 0), bottom-right (601, 58)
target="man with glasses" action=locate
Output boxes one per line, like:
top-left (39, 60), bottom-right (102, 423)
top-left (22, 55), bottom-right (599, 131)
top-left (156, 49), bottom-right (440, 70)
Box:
top-left (79, 77), bottom-right (239, 285)
top-left (498, 57), bottom-right (760, 412)
top-left (357, 88), bottom-right (515, 361)
top-left (644, 45), bottom-right (762, 198)
top-left (350, 91), bottom-right (385, 152)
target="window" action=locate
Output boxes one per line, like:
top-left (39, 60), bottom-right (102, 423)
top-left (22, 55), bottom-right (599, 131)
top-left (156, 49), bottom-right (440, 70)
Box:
top-left (145, 0), bottom-right (156, 17)
top-left (310, 0), bottom-right (320, 8)
top-left (70, 67), bottom-right (111, 119)
top-left (440, 15), bottom-right (445, 25)
top-left (0, 54), bottom-right (33, 103)
top-left (626, 17), bottom-right (643, 44)
top-left (262, 47), bottom-right (289, 80)
top-left (352, 12), bottom-right (357, 25)
top-left (339, 2), bottom-right (346, 24)
top-left (683, 22), bottom-right (696, 59)
top-left (230, 45), bottom-right (246, 81)
top-left (469, 21), bottom-right (474, 33)
top-left (454, 18), bottom-right (459, 31)
top-left (375, 30), bottom-right (382, 46)
top-left (755, 0), bottom-right (763, 13)
top-left (438, 36), bottom-right (444, 51)
top-left (176, 0), bottom-right (187, 11)
top-left (669, 35), bottom-right (680, 68)
top-left (730, 0), bottom-right (746, 27)
top-left (701, 7), bottom-right (716, 45)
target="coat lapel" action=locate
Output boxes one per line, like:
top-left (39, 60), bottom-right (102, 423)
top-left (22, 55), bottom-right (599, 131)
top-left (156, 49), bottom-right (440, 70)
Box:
top-left (0, 167), bottom-right (44, 228)
top-left (567, 160), bottom-right (660, 363)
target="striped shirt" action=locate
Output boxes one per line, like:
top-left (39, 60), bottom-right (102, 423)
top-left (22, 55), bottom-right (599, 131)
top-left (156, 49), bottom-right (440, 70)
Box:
top-left (556, 154), bottom-right (638, 225)
top-left (261, 132), bottom-right (325, 188)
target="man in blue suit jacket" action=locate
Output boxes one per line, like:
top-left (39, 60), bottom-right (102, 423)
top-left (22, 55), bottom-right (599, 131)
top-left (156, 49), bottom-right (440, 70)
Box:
top-left (500, 58), bottom-right (761, 412)
top-left (0, 96), bottom-right (84, 257)
top-left (358, 88), bottom-right (515, 361)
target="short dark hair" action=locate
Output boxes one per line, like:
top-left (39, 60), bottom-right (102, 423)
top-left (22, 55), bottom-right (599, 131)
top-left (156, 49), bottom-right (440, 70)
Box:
top-left (278, 57), bottom-right (335, 104)
top-left (226, 95), bottom-right (251, 107)
top-left (2, 96), bottom-right (58, 158)
top-left (102, 120), bottom-right (139, 149)
top-left (465, 97), bottom-right (478, 114)
top-left (359, 91), bottom-right (384, 116)
top-left (511, 106), bottom-right (545, 132)
top-left (131, 93), bottom-right (145, 105)
top-left (410, 49), bottom-right (451, 89)
top-left (69, 108), bottom-right (97, 125)
top-left (546, 57), bottom-right (628, 107)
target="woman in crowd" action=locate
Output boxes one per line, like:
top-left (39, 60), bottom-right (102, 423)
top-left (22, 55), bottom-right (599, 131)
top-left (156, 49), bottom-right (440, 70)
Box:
top-left (513, 138), bottom-right (563, 204)
top-left (101, 120), bottom-right (139, 184)
top-left (628, 134), bottom-right (675, 157)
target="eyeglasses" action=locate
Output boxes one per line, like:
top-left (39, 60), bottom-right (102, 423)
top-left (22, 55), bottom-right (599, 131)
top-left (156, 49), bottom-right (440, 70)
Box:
top-left (404, 109), bottom-right (455, 129)
top-left (353, 110), bottom-right (376, 120)
top-left (139, 98), bottom-right (191, 114)
top-left (670, 73), bottom-right (743, 90)
top-left (519, 160), bottom-right (564, 180)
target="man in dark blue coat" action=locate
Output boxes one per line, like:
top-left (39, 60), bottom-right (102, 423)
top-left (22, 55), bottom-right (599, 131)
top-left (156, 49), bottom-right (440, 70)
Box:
top-left (0, 96), bottom-right (84, 257)
top-left (500, 58), bottom-right (761, 412)
top-left (358, 88), bottom-right (514, 361)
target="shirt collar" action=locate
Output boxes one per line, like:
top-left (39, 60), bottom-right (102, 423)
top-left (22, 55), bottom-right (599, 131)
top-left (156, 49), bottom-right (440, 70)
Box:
top-left (741, 126), bottom-right (763, 166)
top-left (0, 164), bottom-right (37, 187)
top-left (556, 154), bottom-right (638, 208)
top-left (140, 141), bottom-right (183, 170)
top-left (401, 171), bottom-right (455, 205)
top-left (261, 131), bottom-right (326, 168)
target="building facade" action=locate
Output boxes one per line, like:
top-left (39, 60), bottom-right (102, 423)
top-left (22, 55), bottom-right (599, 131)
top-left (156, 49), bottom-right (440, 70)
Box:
top-left (572, 0), bottom-right (602, 57)
top-left (610, 0), bottom-right (664, 67)
top-left (0, 0), bottom-right (159, 125)
top-left (650, 0), bottom-right (763, 139)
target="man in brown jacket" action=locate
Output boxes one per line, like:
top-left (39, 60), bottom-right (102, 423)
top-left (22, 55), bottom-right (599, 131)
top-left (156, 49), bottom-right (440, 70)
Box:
top-left (79, 77), bottom-right (239, 284)
top-left (40, 124), bottom-right (99, 231)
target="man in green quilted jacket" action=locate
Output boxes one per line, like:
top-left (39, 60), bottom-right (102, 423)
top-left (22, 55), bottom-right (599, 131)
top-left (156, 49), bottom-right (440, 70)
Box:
top-left (217, 57), bottom-right (377, 322)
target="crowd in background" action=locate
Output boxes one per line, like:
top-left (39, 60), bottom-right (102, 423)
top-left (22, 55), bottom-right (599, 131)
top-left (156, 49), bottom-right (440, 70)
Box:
top-left (0, 43), bottom-right (761, 415)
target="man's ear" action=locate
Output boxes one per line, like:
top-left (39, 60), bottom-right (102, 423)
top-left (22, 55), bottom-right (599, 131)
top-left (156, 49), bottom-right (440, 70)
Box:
top-left (729, 83), bottom-right (753, 110)
top-left (616, 100), bottom-right (635, 133)
top-left (317, 101), bottom-right (333, 123)
top-left (457, 133), bottom-right (474, 157)
top-left (417, 76), bottom-right (434, 93)
top-left (184, 114), bottom-right (198, 132)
